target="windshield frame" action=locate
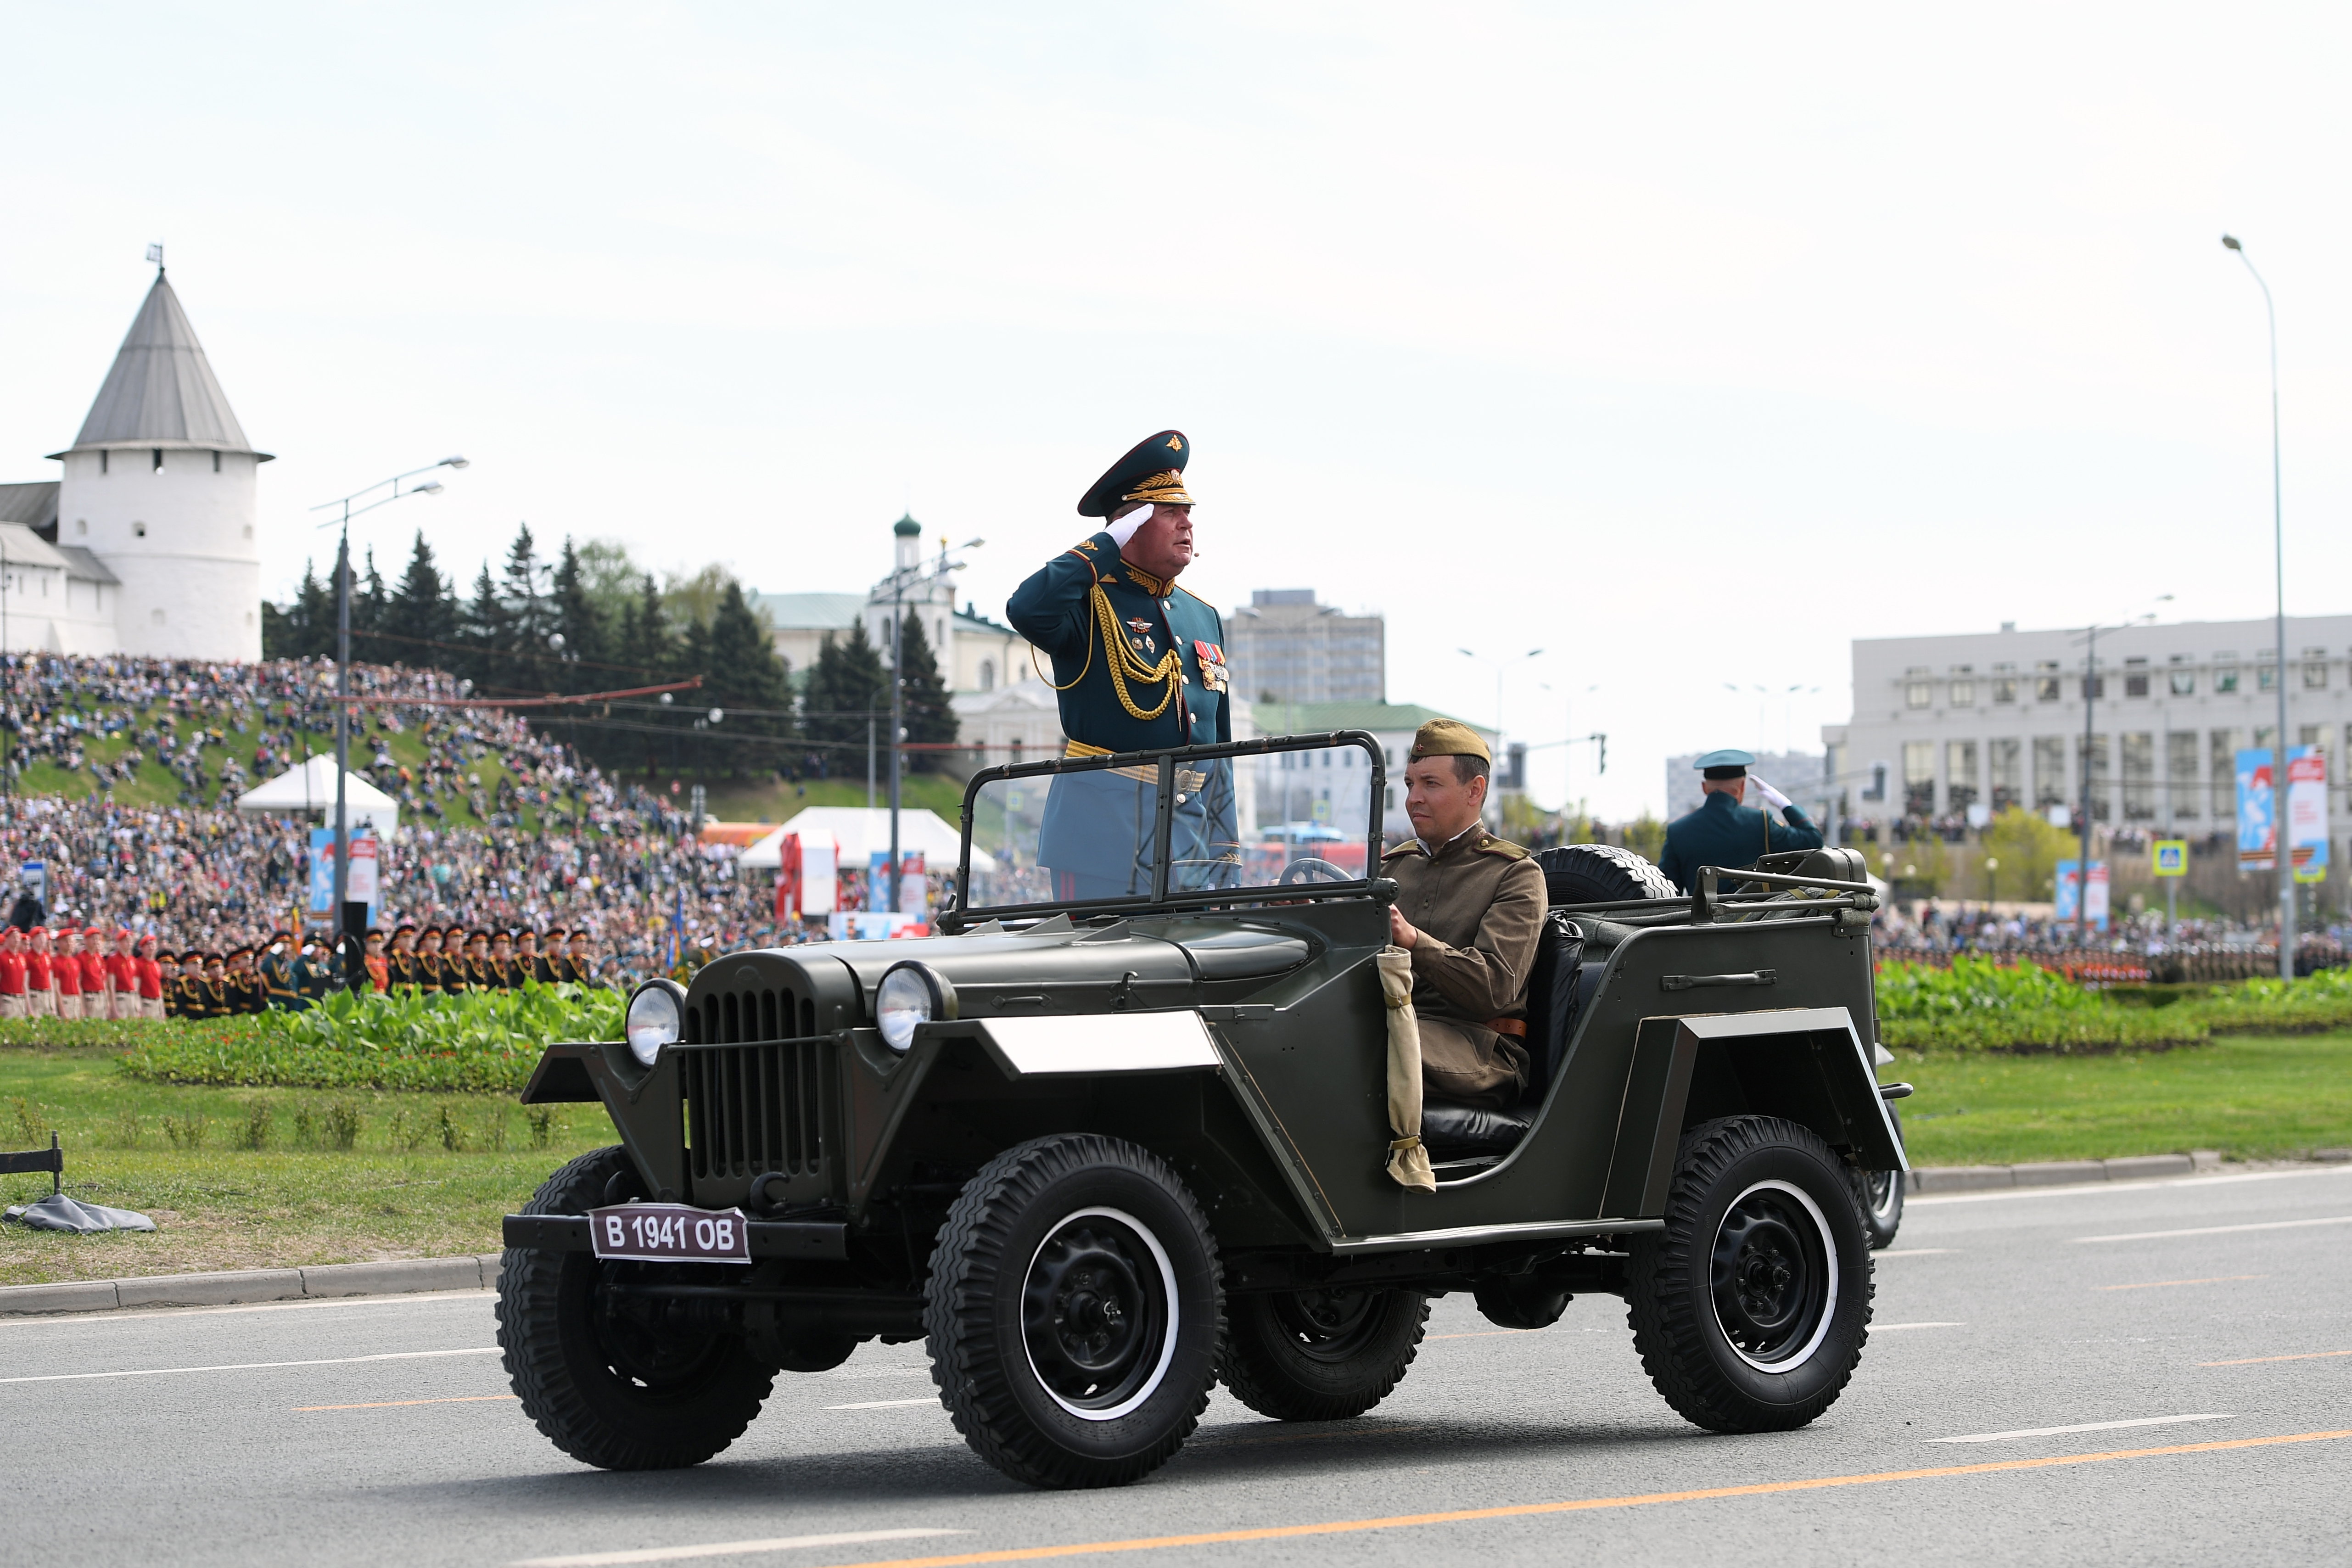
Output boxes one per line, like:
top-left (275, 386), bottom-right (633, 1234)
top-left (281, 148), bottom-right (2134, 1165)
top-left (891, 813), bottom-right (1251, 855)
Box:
top-left (941, 729), bottom-right (1388, 930)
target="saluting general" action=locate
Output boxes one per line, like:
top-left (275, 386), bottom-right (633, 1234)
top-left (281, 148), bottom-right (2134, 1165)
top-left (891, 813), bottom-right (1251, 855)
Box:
top-left (1007, 430), bottom-right (1240, 902)
top-left (1658, 748), bottom-right (1825, 894)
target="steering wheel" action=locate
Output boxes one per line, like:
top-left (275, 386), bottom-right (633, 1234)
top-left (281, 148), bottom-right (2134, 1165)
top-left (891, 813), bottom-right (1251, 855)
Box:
top-left (1277, 857), bottom-right (1352, 886)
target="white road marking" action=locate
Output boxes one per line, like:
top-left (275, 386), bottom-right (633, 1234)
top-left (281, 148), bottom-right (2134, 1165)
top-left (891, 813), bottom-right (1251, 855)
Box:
top-left (1874, 1249), bottom-right (1954, 1257)
top-left (1934, 1414), bottom-right (2233, 1444)
top-left (825, 1397), bottom-right (939, 1411)
top-left (0, 1290), bottom-right (490, 1329)
top-left (2074, 1215), bottom-right (2352, 1244)
top-left (823, 1364), bottom-right (931, 1379)
top-left (1911, 1164), bottom-right (2352, 1207)
top-left (511, 1529), bottom-right (965, 1566)
top-left (0, 1346), bottom-right (499, 1385)
top-left (1874, 1322), bottom-right (1964, 1331)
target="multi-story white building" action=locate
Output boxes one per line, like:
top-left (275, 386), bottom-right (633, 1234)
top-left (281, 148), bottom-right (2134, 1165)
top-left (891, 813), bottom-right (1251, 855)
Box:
top-left (1827, 616), bottom-right (2352, 830)
top-left (1223, 588), bottom-right (1384, 706)
top-left (0, 263), bottom-right (267, 660)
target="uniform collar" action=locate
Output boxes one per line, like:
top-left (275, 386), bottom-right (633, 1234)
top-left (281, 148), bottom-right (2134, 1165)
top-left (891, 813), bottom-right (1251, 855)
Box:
top-left (1122, 563), bottom-right (1174, 598)
top-left (1703, 790), bottom-right (1742, 814)
top-left (1414, 819), bottom-right (1486, 857)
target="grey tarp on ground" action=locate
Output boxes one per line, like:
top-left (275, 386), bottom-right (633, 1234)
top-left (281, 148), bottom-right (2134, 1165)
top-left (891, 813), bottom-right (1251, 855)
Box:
top-left (4, 1195), bottom-right (156, 1233)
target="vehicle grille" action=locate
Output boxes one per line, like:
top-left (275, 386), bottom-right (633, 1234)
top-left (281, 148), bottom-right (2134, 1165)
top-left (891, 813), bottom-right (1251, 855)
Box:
top-left (680, 986), bottom-right (831, 1182)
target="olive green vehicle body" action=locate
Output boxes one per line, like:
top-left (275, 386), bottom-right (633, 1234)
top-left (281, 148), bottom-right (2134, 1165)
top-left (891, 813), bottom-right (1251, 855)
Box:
top-left (514, 735), bottom-right (1902, 1294)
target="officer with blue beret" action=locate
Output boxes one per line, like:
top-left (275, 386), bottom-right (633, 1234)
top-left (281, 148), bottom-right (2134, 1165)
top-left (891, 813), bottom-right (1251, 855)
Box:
top-left (1657, 749), bottom-right (1825, 894)
top-left (1006, 431), bottom-right (1240, 902)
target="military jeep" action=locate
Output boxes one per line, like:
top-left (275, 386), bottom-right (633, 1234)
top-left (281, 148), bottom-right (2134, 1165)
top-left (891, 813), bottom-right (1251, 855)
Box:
top-left (497, 732), bottom-right (1906, 1489)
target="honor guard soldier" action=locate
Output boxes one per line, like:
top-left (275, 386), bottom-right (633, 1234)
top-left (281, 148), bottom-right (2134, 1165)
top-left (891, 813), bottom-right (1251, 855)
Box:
top-left (565, 929), bottom-right (595, 986)
top-left (1658, 749), bottom-right (1826, 895)
top-left (1006, 430), bottom-right (1240, 902)
top-left (168, 951), bottom-right (204, 1019)
top-left (464, 930), bottom-right (496, 991)
top-left (489, 930), bottom-right (520, 991)
top-left (416, 926), bottom-right (448, 994)
top-left (258, 931), bottom-right (299, 1009)
top-left (388, 924), bottom-right (422, 991)
top-left (530, 929), bottom-right (563, 986)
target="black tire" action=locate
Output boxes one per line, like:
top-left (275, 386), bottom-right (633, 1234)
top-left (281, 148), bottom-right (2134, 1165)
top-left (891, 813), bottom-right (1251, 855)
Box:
top-left (1537, 843), bottom-right (1677, 905)
top-left (496, 1147), bottom-right (774, 1470)
top-left (1849, 1104), bottom-right (1906, 1249)
top-left (925, 1134), bottom-right (1223, 1489)
top-left (1221, 1288), bottom-right (1428, 1421)
top-left (1625, 1116), bottom-right (1873, 1434)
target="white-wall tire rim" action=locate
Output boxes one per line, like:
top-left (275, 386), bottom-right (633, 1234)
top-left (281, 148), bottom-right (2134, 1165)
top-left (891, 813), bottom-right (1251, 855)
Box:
top-left (1020, 1205), bottom-right (1180, 1422)
top-left (1713, 1178), bottom-right (1841, 1373)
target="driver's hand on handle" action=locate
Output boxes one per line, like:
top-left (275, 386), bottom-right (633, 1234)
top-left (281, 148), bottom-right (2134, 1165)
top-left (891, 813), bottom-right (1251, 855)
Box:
top-left (1388, 905), bottom-right (1420, 949)
top-left (1750, 776), bottom-right (1793, 812)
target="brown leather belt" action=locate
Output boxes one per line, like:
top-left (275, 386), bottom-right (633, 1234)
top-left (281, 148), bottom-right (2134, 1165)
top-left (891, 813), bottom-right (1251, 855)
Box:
top-left (1485, 1017), bottom-right (1527, 1039)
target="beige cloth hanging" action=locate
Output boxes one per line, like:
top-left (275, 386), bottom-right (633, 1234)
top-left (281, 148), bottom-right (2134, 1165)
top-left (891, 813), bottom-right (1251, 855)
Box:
top-left (1376, 946), bottom-right (1435, 1192)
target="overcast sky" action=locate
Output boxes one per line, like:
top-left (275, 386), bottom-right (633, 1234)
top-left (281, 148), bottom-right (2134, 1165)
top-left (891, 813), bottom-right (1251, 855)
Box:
top-left (4, 3), bottom-right (2350, 817)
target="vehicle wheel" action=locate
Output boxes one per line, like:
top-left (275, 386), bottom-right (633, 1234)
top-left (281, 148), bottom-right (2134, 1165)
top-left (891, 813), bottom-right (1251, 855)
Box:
top-left (1537, 843), bottom-right (1677, 905)
top-left (1221, 1288), bottom-right (1428, 1421)
top-left (925, 1134), bottom-right (1223, 1489)
top-left (1625, 1116), bottom-right (1873, 1434)
top-left (496, 1147), bottom-right (774, 1470)
top-left (1849, 1105), bottom-right (1905, 1249)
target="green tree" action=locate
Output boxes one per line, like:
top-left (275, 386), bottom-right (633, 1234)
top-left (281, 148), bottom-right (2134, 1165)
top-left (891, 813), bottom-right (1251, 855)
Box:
top-left (894, 610), bottom-right (957, 772)
top-left (803, 622), bottom-right (885, 779)
top-left (461, 561), bottom-right (509, 688)
top-left (549, 537), bottom-right (608, 689)
top-left (1984, 806), bottom-right (2075, 902)
top-left (385, 530), bottom-right (455, 663)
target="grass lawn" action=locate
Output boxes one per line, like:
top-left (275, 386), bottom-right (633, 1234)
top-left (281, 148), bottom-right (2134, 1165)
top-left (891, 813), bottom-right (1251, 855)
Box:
top-left (1893, 1031), bottom-right (2352, 1167)
top-left (0, 1046), bottom-right (611, 1288)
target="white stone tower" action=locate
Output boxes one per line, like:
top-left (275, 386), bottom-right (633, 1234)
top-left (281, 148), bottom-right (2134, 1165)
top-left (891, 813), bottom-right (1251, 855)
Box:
top-left (49, 265), bottom-right (268, 661)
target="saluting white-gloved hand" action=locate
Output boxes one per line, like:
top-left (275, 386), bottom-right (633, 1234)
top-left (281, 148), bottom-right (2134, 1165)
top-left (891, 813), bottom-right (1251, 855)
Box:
top-left (1106, 507), bottom-right (1150, 549)
top-left (1750, 776), bottom-right (1793, 812)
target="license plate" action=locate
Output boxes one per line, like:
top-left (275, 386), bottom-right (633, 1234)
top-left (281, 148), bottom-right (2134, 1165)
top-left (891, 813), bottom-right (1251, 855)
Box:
top-left (588, 1203), bottom-right (752, 1265)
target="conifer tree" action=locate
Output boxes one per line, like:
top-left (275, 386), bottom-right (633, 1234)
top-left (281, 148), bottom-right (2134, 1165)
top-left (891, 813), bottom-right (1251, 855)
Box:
top-left (549, 537), bottom-right (607, 690)
top-left (894, 610), bottom-right (958, 771)
top-left (386, 531), bottom-right (455, 662)
top-left (803, 622), bottom-right (886, 778)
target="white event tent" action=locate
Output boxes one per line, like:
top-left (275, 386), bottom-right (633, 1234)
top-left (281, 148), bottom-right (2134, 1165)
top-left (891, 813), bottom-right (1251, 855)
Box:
top-left (739, 807), bottom-right (991, 872)
top-left (233, 754), bottom-right (399, 835)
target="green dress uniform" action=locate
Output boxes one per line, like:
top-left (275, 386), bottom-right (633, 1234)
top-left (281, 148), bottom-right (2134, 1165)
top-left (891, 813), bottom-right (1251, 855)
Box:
top-left (1005, 431), bottom-right (1239, 902)
top-left (1658, 750), bottom-right (1825, 894)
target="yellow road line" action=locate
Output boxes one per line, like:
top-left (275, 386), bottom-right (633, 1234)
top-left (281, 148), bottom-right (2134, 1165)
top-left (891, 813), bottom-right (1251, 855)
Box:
top-left (800, 1430), bottom-right (2352, 1568)
top-left (295, 1394), bottom-right (519, 1411)
top-left (2098, 1275), bottom-right (2266, 1291)
top-left (2201, 1349), bottom-right (2352, 1366)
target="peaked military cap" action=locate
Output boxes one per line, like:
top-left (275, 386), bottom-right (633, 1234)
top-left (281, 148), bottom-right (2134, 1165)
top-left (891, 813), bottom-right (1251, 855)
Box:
top-left (1695, 747), bottom-right (1755, 780)
top-left (1077, 430), bottom-right (1193, 518)
top-left (1408, 717), bottom-right (1491, 764)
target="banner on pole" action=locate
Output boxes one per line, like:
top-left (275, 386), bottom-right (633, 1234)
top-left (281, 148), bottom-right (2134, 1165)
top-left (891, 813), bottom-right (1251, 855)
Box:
top-left (307, 830), bottom-right (380, 914)
top-left (2236, 747), bottom-right (2276, 872)
top-left (2055, 859), bottom-right (2110, 931)
top-left (2287, 745), bottom-right (2329, 884)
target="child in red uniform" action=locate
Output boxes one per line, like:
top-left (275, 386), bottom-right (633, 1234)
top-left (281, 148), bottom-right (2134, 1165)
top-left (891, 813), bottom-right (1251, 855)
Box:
top-left (135, 935), bottom-right (166, 1021)
top-left (0, 927), bottom-right (26, 1019)
top-left (25, 928), bottom-right (53, 1018)
top-left (51, 927), bottom-right (82, 1020)
top-left (83, 932), bottom-right (115, 1020)
top-left (106, 930), bottom-right (138, 1021)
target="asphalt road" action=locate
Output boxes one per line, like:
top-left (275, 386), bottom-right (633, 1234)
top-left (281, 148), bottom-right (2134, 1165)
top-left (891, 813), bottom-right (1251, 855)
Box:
top-left (7, 1165), bottom-right (2349, 1568)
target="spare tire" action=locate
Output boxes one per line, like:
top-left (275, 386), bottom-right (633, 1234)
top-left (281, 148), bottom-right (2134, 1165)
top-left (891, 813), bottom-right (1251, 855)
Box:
top-left (1537, 844), bottom-right (1677, 906)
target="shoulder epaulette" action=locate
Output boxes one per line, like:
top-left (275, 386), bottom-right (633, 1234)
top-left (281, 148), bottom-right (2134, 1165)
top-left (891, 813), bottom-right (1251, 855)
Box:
top-left (1475, 834), bottom-right (1531, 859)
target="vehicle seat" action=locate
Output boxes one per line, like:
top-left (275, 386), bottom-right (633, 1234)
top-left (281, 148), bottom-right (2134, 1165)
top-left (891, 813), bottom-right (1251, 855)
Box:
top-left (1421, 911), bottom-right (1587, 1164)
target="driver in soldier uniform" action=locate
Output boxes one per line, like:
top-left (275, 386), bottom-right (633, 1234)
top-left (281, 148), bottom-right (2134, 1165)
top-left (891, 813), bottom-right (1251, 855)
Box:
top-left (1007, 430), bottom-right (1241, 902)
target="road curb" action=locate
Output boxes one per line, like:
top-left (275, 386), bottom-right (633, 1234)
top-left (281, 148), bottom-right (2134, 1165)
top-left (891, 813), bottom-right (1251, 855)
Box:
top-left (0, 1253), bottom-right (502, 1317)
top-left (1908, 1150), bottom-right (2223, 1194)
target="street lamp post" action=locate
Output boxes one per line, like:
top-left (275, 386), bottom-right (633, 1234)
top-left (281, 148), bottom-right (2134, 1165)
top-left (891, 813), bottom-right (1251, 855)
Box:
top-left (1458, 646), bottom-right (1542, 798)
top-left (308, 457), bottom-right (467, 979)
top-left (2222, 234), bottom-right (2296, 982)
top-left (876, 533), bottom-right (982, 913)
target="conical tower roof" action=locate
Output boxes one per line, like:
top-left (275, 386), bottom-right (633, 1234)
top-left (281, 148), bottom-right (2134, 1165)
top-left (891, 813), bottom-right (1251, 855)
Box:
top-left (49, 269), bottom-right (270, 460)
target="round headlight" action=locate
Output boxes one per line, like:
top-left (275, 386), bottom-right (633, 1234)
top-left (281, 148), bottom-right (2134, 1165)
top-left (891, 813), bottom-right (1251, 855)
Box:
top-left (875, 962), bottom-right (954, 1053)
top-left (625, 982), bottom-right (683, 1066)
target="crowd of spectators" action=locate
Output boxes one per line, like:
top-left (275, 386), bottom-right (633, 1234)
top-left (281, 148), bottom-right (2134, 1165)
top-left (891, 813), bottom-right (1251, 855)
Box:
top-left (0, 653), bottom-right (802, 982)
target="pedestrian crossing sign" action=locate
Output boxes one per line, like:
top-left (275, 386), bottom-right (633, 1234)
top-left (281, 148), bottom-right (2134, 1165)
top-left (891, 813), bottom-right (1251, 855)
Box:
top-left (2152, 840), bottom-right (2188, 877)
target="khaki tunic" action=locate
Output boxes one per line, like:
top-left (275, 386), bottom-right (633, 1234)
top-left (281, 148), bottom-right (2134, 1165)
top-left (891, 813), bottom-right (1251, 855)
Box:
top-left (1381, 825), bottom-right (1547, 1109)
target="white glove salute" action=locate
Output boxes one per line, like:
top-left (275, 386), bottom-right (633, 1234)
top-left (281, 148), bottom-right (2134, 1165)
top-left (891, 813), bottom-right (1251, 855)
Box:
top-left (1106, 508), bottom-right (1150, 549)
top-left (1750, 776), bottom-right (1793, 812)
